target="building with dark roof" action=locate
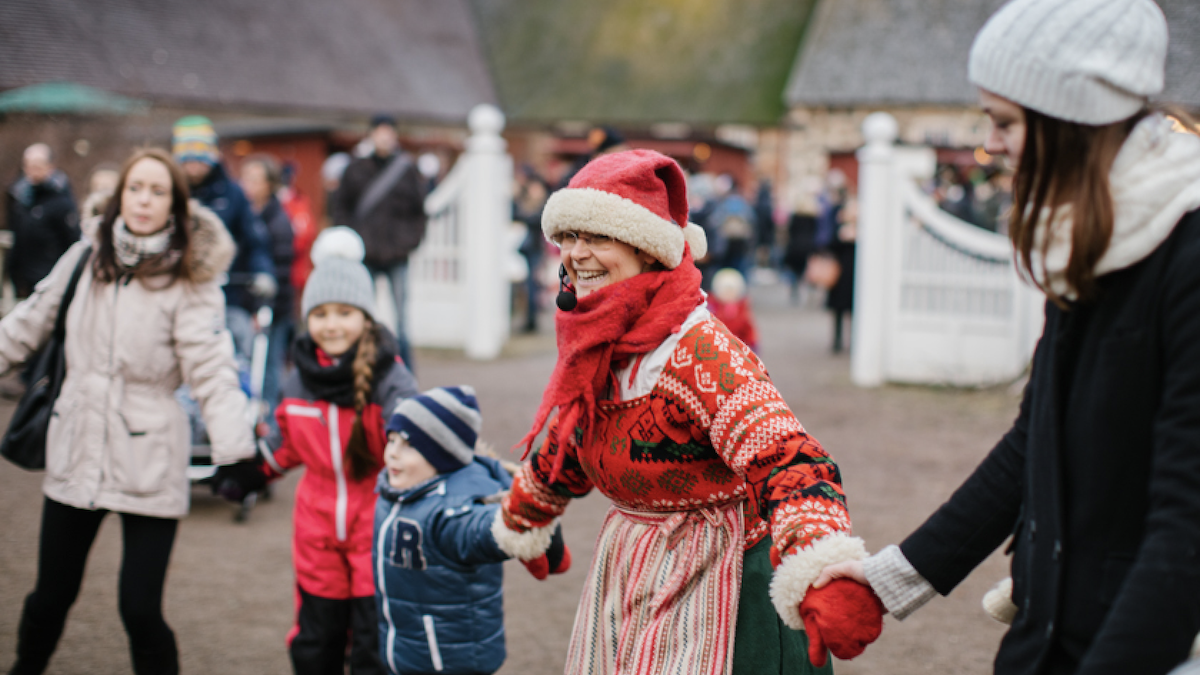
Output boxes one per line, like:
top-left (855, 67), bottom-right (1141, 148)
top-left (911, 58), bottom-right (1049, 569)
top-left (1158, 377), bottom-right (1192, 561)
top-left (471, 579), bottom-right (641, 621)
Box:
top-left (777, 0), bottom-right (1200, 214)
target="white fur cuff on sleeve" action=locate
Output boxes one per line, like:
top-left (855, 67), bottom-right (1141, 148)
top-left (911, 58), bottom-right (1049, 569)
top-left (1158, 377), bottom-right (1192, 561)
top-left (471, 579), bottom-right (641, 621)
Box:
top-left (769, 533), bottom-right (868, 630)
top-left (490, 509), bottom-right (556, 561)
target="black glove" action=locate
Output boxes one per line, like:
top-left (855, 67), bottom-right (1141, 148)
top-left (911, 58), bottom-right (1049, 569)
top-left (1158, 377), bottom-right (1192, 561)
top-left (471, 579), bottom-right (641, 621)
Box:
top-left (211, 459), bottom-right (267, 502)
top-left (546, 522), bottom-right (569, 573)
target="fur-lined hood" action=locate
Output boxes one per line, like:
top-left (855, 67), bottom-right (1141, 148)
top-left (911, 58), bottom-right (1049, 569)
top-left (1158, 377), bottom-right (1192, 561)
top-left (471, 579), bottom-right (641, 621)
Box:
top-left (81, 199), bottom-right (236, 284)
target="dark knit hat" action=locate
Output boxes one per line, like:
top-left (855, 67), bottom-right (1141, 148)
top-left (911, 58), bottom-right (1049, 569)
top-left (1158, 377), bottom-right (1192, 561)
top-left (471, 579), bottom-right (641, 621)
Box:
top-left (370, 113), bottom-right (398, 129)
top-left (386, 386), bottom-right (482, 473)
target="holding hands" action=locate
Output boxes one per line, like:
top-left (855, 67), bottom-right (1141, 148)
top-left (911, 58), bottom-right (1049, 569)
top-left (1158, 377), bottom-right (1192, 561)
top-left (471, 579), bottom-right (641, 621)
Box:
top-left (521, 522), bottom-right (572, 580)
top-left (800, 560), bottom-right (885, 667)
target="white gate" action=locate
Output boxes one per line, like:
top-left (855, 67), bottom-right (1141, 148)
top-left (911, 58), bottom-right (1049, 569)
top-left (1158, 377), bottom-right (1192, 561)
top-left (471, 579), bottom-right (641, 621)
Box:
top-left (851, 112), bottom-right (1043, 387)
top-left (406, 104), bottom-right (514, 360)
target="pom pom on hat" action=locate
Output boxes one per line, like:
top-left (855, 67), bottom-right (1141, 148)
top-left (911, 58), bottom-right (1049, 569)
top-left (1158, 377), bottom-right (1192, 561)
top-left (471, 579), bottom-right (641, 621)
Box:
top-left (542, 149), bottom-right (707, 269)
top-left (172, 115), bottom-right (219, 166)
top-left (969, 0), bottom-right (1167, 125)
top-left (301, 227), bottom-right (375, 319)
top-left (387, 386), bottom-right (482, 473)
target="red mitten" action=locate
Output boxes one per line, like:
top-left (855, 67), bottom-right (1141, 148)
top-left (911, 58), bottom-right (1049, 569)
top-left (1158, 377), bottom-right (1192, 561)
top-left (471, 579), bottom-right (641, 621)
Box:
top-left (519, 522), bottom-right (571, 580)
top-left (799, 579), bottom-right (885, 667)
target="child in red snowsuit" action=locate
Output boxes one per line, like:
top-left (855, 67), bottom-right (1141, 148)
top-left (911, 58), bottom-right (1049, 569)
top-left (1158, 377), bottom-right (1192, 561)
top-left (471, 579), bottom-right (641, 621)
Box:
top-left (258, 230), bottom-right (419, 675)
top-left (707, 267), bottom-right (760, 352)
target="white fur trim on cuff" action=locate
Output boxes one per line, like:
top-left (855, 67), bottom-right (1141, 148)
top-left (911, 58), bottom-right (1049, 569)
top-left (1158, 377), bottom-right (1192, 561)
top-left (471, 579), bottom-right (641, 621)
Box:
top-left (769, 533), bottom-right (868, 630)
top-left (491, 509), bottom-right (556, 561)
top-left (543, 187), bottom-right (686, 268)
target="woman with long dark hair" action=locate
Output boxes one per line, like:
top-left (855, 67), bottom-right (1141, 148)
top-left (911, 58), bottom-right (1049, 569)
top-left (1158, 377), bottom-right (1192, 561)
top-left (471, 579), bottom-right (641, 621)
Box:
top-left (814, 1), bottom-right (1200, 673)
top-left (4, 147), bottom-right (260, 674)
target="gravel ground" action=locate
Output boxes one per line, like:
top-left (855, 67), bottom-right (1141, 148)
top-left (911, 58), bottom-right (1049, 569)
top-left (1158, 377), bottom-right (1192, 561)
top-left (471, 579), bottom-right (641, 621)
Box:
top-left (0, 281), bottom-right (1019, 674)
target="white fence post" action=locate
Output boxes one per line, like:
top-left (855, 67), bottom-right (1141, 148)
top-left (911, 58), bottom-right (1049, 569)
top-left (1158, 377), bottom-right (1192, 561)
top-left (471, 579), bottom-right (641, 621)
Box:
top-left (461, 104), bottom-right (513, 360)
top-left (850, 112), bottom-right (898, 387)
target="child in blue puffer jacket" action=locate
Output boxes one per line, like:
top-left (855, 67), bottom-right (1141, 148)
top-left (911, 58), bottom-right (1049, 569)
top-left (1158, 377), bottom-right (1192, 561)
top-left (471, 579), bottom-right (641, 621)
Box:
top-left (372, 386), bottom-right (570, 675)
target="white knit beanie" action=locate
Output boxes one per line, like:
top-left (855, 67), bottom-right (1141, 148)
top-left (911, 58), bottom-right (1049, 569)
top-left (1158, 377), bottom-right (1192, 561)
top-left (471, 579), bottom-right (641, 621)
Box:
top-left (969, 0), bottom-right (1168, 125)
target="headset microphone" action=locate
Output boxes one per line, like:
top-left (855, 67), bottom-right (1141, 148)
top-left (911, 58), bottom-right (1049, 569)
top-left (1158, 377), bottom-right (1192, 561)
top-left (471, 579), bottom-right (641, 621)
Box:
top-left (555, 264), bottom-right (578, 311)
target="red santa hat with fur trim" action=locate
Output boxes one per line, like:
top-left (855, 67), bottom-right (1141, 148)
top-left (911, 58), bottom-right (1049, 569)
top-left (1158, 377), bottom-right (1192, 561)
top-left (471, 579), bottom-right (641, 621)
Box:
top-left (542, 149), bottom-right (707, 269)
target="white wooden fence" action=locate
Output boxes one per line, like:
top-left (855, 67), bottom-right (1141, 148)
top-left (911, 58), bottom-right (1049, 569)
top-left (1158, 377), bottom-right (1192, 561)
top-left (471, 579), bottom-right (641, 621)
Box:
top-left (405, 104), bottom-right (514, 360)
top-left (851, 112), bottom-right (1044, 387)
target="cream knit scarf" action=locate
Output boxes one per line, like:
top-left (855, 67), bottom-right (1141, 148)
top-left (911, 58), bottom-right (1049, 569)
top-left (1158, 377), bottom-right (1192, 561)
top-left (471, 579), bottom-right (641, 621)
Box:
top-left (113, 215), bottom-right (177, 270)
top-left (1034, 114), bottom-right (1200, 298)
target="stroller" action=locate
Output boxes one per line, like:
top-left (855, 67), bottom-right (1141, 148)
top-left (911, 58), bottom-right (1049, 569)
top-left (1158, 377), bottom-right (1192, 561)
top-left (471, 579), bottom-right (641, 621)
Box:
top-left (183, 305), bottom-right (275, 522)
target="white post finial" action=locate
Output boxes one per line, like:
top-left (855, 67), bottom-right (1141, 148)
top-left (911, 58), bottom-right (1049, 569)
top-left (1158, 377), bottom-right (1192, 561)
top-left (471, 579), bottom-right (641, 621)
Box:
top-left (851, 112), bottom-right (898, 387)
top-left (467, 104), bottom-right (507, 154)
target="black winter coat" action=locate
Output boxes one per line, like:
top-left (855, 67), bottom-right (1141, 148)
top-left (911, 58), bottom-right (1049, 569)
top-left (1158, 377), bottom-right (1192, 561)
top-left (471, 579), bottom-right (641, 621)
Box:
top-left (258, 196), bottom-right (295, 321)
top-left (5, 171), bottom-right (79, 295)
top-left (331, 153), bottom-right (427, 268)
top-left (901, 210), bottom-right (1200, 675)
top-left (190, 163), bottom-right (274, 312)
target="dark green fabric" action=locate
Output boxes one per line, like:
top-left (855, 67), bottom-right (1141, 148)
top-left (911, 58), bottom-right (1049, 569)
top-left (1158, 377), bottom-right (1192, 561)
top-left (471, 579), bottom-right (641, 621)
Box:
top-left (733, 538), bottom-right (834, 675)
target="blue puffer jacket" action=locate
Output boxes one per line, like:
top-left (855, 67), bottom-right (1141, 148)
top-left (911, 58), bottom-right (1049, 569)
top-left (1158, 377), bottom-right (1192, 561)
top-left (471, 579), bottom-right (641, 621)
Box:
top-left (373, 456), bottom-right (512, 675)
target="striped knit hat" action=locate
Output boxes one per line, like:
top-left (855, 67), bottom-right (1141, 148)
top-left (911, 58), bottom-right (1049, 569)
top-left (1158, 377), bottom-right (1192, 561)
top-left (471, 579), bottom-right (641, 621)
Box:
top-left (386, 386), bottom-right (482, 473)
top-left (542, 149), bottom-right (707, 269)
top-left (172, 115), bottom-right (219, 165)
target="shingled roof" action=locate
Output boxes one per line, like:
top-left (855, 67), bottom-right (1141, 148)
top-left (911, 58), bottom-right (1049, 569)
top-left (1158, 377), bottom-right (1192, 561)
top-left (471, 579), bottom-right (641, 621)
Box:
top-left (0, 0), bottom-right (497, 123)
top-left (786, 0), bottom-right (1200, 109)
top-left (469, 0), bottom-right (818, 127)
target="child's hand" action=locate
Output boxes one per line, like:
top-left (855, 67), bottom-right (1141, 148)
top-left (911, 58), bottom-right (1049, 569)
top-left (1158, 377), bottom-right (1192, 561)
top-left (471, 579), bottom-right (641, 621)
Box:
top-left (521, 523), bottom-right (571, 580)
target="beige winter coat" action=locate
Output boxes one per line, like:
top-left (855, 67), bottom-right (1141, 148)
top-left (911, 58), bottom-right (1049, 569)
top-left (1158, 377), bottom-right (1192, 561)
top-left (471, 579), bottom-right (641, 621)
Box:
top-left (0, 204), bottom-right (254, 518)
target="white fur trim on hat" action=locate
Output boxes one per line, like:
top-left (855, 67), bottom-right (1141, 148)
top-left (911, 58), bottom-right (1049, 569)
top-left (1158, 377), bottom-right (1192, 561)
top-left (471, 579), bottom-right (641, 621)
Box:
top-left (542, 187), bottom-right (706, 269)
top-left (490, 510), bottom-right (556, 561)
top-left (769, 533), bottom-right (869, 630)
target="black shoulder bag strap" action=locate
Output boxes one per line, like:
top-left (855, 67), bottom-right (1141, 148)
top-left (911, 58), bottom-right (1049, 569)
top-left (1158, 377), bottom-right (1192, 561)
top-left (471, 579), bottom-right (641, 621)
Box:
top-left (354, 152), bottom-right (413, 223)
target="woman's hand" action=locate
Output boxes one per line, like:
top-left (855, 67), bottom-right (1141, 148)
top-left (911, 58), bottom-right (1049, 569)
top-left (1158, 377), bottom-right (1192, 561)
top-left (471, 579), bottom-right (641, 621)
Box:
top-left (813, 559), bottom-right (868, 589)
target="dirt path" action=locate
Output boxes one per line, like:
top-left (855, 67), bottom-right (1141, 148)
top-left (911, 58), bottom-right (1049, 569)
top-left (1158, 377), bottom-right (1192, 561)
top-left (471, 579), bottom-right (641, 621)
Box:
top-left (0, 283), bottom-right (1019, 674)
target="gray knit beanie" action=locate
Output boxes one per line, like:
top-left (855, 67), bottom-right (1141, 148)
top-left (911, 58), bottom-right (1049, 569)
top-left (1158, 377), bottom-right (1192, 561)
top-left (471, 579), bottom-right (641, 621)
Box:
top-left (301, 226), bottom-right (376, 318)
top-left (969, 0), bottom-right (1168, 125)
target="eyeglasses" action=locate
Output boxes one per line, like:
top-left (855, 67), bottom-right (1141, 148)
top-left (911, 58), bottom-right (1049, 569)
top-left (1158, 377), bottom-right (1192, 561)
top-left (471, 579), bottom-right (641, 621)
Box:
top-left (552, 230), bottom-right (615, 251)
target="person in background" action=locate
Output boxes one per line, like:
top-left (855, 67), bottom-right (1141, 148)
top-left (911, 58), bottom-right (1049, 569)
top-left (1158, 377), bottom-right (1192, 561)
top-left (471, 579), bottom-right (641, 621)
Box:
top-left (707, 267), bottom-right (760, 353)
top-left (708, 174), bottom-right (756, 279)
top-left (513, 166), bottom-right (549, 333)
top-left (3, 147), bottom-right (259, 675)
top-left (331, 114), bottom-right (427, 371)
top-left (81, 163), bottom-right (121, 220)
top-left (825, 196), bottom-right (857, 354)
top-left (278, 161), bottom-right (318, 296)
top-left (753, 178), bottom-right (778, 269)
top-left (813, 1), bottom-right (1200, 673)
top-left (557, 125), bottom-right (629, 190)
top-left (172, 115), bottom-right (276, 359)
top-left (5, 143), bottom-right (79, 299)
top-left (373, 386), bottom-right (569, 675)
top-left (240, 154), bottom-right (296, 415)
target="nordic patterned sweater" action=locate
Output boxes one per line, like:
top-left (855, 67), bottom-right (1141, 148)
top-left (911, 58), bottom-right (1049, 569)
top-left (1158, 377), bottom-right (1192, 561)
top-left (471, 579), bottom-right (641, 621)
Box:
top-left (496, 305), bottom-right (866, 628)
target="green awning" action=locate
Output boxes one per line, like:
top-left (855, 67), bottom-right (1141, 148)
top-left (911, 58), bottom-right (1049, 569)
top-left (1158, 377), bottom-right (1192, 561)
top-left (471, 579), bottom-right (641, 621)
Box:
top-left (0, 82), bottom-right (149, 115)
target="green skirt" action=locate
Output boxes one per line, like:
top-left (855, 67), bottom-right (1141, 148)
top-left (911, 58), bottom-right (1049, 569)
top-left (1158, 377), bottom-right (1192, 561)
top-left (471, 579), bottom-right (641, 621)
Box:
top-left (732, 538), bottom-right (835, 675)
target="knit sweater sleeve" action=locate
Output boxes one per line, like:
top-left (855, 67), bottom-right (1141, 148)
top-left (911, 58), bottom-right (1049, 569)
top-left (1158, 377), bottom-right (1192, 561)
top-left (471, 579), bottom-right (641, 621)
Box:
top-left (493, 415), bottom-right (594, 560)
top-left (662, 318), bottom-right (867, 629)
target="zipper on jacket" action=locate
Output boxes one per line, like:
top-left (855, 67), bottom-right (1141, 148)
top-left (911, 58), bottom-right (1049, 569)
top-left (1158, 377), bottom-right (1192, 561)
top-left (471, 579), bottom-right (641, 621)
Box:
top-left (329, 403), bottom-right (348, 542)
top-left (376, 502), bottom-right (401, 675)
top-left (94, 280), bottom-right (122, 505)
top-left (423, 615), bottom-right (444, 672)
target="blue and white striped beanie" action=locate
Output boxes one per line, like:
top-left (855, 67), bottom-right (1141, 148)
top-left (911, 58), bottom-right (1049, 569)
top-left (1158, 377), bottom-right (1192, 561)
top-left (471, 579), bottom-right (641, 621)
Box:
top-left (386, 386), bottom-right (481, 473)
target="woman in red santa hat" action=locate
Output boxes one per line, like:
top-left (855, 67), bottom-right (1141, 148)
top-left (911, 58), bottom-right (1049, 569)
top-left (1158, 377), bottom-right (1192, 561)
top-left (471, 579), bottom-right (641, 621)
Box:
top-left (489, 148), bottom-right (883, 674)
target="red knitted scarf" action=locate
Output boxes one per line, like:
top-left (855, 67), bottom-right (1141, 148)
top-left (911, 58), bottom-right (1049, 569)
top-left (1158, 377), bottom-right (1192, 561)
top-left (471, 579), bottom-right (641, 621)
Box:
top-left (519, 251), bottom-right (703, 481)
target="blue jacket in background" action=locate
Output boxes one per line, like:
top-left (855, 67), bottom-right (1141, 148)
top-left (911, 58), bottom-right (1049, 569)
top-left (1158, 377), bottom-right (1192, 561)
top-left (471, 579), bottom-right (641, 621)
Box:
top-left (189, 162), bottom-right (274, 311)
top-left (373, 456), bottom-right (512, 675)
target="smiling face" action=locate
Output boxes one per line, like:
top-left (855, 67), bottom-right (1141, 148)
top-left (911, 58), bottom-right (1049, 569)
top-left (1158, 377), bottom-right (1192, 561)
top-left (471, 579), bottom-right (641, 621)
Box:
top-left (120, 157), bottom-right (176, 235)
top-left (556, 231), bottom-right (657, 300)
top-left (980, 89), bottom-right (1027, 168)
top-left (306, 303), bottom-right (368, 358)
top-left (383, 433), bottom-right (438, 490)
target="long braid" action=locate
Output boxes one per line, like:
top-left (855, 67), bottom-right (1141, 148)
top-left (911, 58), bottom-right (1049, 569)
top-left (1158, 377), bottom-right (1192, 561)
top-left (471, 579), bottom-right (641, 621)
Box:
top-left (345, 323), bottom-right (379, 481)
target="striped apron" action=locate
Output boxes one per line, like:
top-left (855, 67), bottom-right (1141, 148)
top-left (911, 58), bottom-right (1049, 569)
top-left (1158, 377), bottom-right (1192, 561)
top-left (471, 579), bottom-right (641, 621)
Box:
top-left (566, 501), bottom-right (744, 675)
